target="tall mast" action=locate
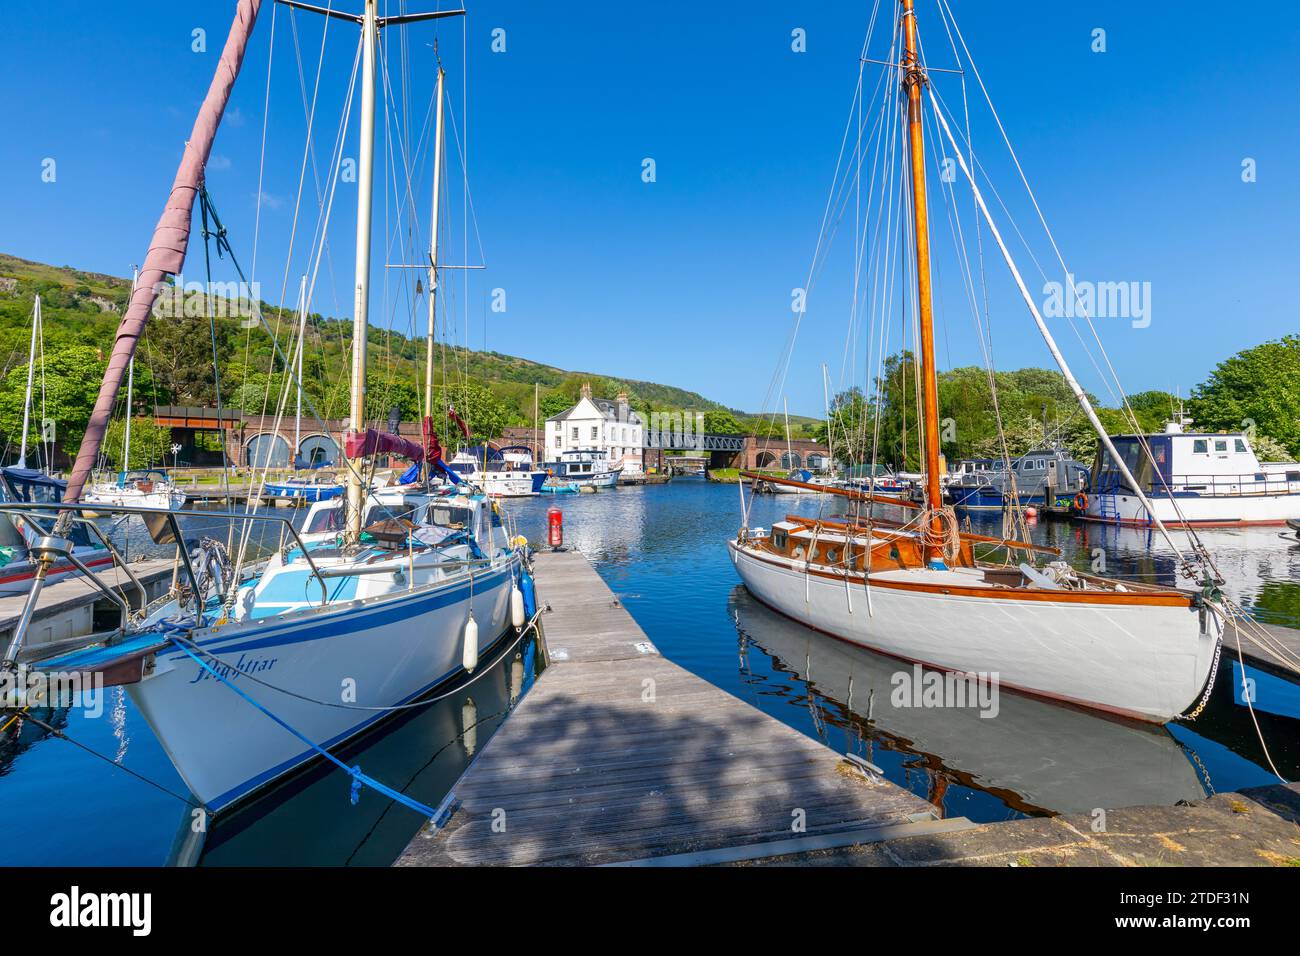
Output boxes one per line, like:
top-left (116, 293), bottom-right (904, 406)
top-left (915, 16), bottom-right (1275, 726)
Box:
top-left (293, 274), bottom-right (307, 467)
top-left (345, 0), bottom-right (380, 545)
top-left (17, 296), bottom-right (40, 470)
top-left (423, 65), bottom-right (446, 480)
top-left (901, 0), bottom-right (946, 567)
top-left (820, 363), bottom-right (834, 470)
top-left (424, 66), bottom-right (445, 421)
top-left (121, 266), bottom-right (140, 475)
top-left (783, 396), bottom-right (793, 469)
top-left (123, 357), bottom-right (134, 473)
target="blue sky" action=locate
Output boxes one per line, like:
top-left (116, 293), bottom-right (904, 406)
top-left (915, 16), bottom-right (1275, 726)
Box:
top-left (1, 1), bottom-right (1297, 417)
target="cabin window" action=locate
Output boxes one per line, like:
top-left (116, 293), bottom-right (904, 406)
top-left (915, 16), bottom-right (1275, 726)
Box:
top-left (1214, 440), bottom-right (1228, 452)
top-left (305, 505), bottom-right (344, 534)
top-left (1193, 439), bottom-right (1208, 453)
top-left (1235, 439), bottom-right (1248, 453)
top-left (825, 548), bottom-right (839, 563)
top-left (1287, 471), bottom-right (1300, 482)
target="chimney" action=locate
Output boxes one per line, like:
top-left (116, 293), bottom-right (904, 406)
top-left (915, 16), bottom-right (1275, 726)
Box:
top-left (580, 382), bottom-right (592, 401)
top-left (616, 390), bottom-right (629, 421)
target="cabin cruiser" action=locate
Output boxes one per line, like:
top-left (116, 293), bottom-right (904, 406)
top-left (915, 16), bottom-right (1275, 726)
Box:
top-left (0, 467), bottom-right (112, 595)
top-left (542, 449), bottom-right (622, 489)
top-left (756, 469), bottom-right (822, 494)
top-left (83, 469), bottom-right (187, 510)
top-left (1081, 420), bottom-right (1300, 527)
top-left (263, 470), bottom-right (345, 502)
top-left (948, 447), bottom-right (1089, 511)
top-left (447, 447), bottom-right (543, 497)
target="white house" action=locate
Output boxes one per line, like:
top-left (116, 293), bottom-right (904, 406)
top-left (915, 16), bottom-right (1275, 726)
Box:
top-left (545, 384), bottom-right (644, 475)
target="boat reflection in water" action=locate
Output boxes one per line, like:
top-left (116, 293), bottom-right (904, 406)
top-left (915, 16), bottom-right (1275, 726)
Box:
top-left (177, 632), bottom-right (541, 867)
top-left (729, 587), bottom-right (1207, 816)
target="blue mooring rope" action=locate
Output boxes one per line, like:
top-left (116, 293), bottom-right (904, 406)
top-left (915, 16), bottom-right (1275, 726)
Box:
top-left (169, 638), bottom-right (439, 819)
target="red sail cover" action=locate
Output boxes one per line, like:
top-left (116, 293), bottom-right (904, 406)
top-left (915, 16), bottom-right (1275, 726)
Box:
top-left (65, 0), bottom-right (264, 502)
top-left (422, 416), bottom-right (443, 464)
top-left (447, 406), bottom-right (470, 439)
top-left (345, 429), bottom-right (426, 463)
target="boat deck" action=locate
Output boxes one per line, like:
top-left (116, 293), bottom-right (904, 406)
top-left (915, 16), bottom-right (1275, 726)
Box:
top-left (394, 549), bottom-right (971, 866)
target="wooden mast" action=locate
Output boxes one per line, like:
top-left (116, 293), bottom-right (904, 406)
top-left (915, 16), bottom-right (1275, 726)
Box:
top-left (901, 0), bottom-right (946, 567)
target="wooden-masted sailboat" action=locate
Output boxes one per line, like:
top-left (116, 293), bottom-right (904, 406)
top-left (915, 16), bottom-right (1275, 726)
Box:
top-left (1, 0), bottom-right (529, 815)
top-left (729, 0), bottom-right (1223, 723)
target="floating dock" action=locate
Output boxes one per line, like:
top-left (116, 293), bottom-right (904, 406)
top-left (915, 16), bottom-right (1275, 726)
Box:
top-left (395, 549), bottom-right (972, 866)
top-left (1, 558), bottom-right (175, 658)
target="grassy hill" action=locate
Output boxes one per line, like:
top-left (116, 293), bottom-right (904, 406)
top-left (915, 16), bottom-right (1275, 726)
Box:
top-left (0, 254), bottom-right (788, 447)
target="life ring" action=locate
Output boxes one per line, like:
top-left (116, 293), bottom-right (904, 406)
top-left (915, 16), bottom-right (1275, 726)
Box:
top-left (1073, 491), bottom-right (1089, 511)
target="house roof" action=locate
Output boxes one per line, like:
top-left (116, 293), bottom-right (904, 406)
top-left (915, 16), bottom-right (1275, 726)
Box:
top-left (547, 396), bottom-right (642, 425)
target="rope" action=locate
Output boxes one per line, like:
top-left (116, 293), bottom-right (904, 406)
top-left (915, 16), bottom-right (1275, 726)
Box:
top-left (169, 637), bottom-right (439, 818)
top-left (168, 605), bottom-right (540, 714)
top-left (18, 710), bottom-right (199, 807)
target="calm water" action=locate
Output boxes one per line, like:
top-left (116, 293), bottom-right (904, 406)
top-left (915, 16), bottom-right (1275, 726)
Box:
top-left (506, 480), bottom-right (1299, 823)
top-left (1, 481), bottom-right (1296, 863)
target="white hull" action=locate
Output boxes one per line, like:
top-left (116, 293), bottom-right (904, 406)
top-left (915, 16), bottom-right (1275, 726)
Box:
top-left (729, 541), bottom-right (1218, 722)
top-left (129, 560), bottom-right (515, 811)
top-left (480, 472), bottom-right (540, 497)
top-left (573, 468), bottom-right (621, 489)
top-left (732, 589), bottom-right (1207, 812)
top-left (84, 486), bottom-right (187, 510)
top-left (1084, 489), bottom-right (1300, 527)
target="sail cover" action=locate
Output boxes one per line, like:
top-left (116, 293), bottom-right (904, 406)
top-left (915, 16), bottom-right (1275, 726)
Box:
top-left (344, 429), bottom-right (427, 463)
top-left (64, 0), bottom-right (264, 503)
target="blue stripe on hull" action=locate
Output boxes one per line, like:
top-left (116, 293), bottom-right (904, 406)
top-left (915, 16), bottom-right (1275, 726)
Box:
top-left (144, 559), bottom-right (518, 813)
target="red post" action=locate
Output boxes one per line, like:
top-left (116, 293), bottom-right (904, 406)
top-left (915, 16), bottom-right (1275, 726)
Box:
top-left (547, 506), bottom-right (564, 549)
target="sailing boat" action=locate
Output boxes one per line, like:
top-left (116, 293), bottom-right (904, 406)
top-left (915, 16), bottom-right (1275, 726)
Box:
top-left (729, 0), bottom-right (1222, 723)
top-left (0, 295), bottom-right (113, 593)
top-left (83, 267), bottom-right (187, 510)
top-left (3, 0), bottom-right (526, 815)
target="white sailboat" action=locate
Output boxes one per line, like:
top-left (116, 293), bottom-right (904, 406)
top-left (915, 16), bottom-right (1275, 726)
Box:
top-left (0, 295), bottom-right (113, 594)
top-left (5, 0), bottom-right (527, 815)
top-left (82, 356), bottom-right (188, 511)
top-left (729, 0), bottom-right (1227, 724)
top-left (83, 266), bottom-right (187, 511)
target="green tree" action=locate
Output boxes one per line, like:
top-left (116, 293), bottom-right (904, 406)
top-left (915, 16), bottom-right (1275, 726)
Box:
top-left (142, 314), bottom-right (234, 406)
top-left (539, 391), bottom-right (575, 420)
top-left (813, 388), bottom-right (871, 464)
top-left (702, 409), bottom-right (743, 434)
top-left (1188, 335), bottom-right (1300, 457)
top-left (364, 371), bottom-right (420, 425)
top-left (431, 381), bottom-right (510, 446)
top-left (102, 417), bottom-right (173, 469)
top-left (0, 344), bottom-right (106, 454)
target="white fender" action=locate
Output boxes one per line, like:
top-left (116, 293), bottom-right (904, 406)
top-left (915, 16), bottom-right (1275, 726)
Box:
top-left (463, 613), bottom-right (479, 673)
top-left (510, 584), bottom-right (525, 629)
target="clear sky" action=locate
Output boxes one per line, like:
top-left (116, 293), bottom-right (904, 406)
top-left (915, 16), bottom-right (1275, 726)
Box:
top-left (1, 1), bottom-right (1297, 417)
